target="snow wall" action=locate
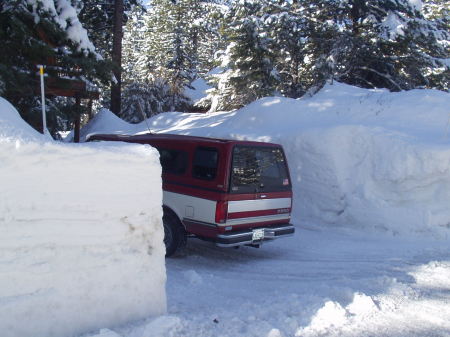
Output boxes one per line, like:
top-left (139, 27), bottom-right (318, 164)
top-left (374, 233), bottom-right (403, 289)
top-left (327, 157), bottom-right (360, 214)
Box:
top-left (0, 97), bottom-right (166, 337)
top-left (81, 82), bottom-right (450, 237)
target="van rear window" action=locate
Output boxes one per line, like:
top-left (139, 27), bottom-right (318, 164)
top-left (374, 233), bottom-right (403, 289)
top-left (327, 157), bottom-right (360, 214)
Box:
top-left (193, 147), bottom-right (218, 180)
top-left (159, 148), bottom-right (188, 175)
top-left (230, 146), bottom-right (290, 193)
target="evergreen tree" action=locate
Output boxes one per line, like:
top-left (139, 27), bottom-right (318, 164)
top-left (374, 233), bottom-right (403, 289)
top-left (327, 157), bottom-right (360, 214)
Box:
top-left (206, 0), bottom-right (449, 110)
top-left (0, 0), bottom-right (111, 135)
top-left (110, 0), bottom-right (125, 114)
top-left (421, 0), bottom-right (450, 90)
top-left (423, 0), bottom-right (450, 20)
top-left (77, 0), bottom-right (116, 59)
top-left (78, 0), bottom-right (142, 59)
top-left (143, 0), bottom-right (214, 86)
top-left (78, 0), bottom-right (144, 115)
top-left (122, 6), bottom-right (148, 83)
top-left (305, 0), bottom-right (450, 91)
top-left (120, 80), bottom-right (174, 122)
top-left (265, 1), bottom-right (317, 98)
top-left (195, 2), bottom-right (228, 76)
top-left (209, 0), bottom-right (279, 111)
top-left (120, 0), bottom-right (224, 121)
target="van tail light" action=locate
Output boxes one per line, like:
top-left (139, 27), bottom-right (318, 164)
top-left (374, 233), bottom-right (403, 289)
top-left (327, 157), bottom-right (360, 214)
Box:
top-left (215, 201), bottom-right (228, 224)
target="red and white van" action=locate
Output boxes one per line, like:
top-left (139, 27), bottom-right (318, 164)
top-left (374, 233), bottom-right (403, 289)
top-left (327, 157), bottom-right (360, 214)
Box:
top-left (88, 133), bottom-right (295, 256)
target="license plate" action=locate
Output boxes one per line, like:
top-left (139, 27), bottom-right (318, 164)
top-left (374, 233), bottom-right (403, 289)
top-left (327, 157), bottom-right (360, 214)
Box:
top-left (252, 228), bottom-right (265, 241)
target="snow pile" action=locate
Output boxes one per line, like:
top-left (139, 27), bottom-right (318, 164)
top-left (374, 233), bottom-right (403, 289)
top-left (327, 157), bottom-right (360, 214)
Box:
top-left (0, 98), bottom-right (166, 337)
top-left (284, 124), bottom-right (450, 235)
top-left (0, 97), bottom-right (46, 142)
top-left (80, 108), bottom-right (134, 140)
top-left (83, 82), bottom-right (450, 236)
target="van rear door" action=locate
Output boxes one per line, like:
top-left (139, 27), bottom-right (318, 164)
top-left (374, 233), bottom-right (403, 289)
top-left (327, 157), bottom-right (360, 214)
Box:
top-left (225, 145), bottom-right (292, 227)
top-left (230, 145), bottom-right (291, 194)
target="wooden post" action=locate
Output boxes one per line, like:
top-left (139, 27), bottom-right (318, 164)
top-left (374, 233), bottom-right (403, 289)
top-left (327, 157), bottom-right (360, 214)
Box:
top-left (74, 96), bottom-right (81, 143)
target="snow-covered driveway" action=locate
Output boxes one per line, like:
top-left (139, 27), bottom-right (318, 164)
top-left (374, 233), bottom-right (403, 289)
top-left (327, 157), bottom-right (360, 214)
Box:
top-left (151, 223), bottom-right (450, 337)
top-left (56, 83), bottom-right (450, 337)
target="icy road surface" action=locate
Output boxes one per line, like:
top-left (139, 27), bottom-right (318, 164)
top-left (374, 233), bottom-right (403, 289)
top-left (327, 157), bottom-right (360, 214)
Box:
top-left (117, 223), bottom-right (450, 337)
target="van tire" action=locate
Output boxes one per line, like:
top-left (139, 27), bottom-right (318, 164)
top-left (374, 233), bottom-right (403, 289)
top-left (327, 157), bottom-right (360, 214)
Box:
top-left (163, 211), bottom-right (187, 257)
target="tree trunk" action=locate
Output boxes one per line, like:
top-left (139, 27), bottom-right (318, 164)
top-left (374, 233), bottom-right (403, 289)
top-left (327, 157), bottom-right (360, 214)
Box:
top-left (110, 0), bottom-right (124, 115)
top-left (74, 96), bottom-right (81, 143)
top-left (350, 0), bottom-right (364, 35)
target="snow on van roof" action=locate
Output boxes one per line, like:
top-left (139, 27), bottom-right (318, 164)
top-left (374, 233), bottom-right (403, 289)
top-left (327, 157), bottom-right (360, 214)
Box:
top-left (87, 131), bottom-right (284, 147)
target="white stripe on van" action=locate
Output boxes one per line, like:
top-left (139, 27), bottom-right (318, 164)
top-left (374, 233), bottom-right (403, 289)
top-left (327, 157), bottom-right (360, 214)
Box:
top-left (228, 198), bottom-right (291, 213)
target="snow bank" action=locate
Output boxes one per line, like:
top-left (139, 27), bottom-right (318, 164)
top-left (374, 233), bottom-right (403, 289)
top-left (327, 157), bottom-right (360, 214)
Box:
top-left (0, 97), bottom-right (46, 142)
top-left (285, 125), bottom-right (450, 235)
top-left (0, 99), bottom-right (166, 337)
top-left (82, 82), bottom-right (450, 237)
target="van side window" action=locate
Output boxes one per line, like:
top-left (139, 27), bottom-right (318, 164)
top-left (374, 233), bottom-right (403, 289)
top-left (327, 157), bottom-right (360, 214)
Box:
top-left (158, 148), bottom-right (188, 175)
top-left (193, 147), bottom-right (218, 180)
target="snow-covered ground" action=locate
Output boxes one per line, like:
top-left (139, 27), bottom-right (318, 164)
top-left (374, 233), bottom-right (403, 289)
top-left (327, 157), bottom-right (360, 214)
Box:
top-left (102, 228), bottom-right (450, 337)
top-left (79, 82), bottom-right (450, 337)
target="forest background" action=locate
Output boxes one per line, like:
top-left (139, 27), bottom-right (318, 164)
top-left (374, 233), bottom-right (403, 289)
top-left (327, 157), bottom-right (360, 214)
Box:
top-left (0, 0), bottom-right (448, 137)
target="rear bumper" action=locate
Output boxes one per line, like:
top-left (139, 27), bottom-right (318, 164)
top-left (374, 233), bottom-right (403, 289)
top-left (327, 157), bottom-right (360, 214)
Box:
top-left (215, 223), bottom-right (295, 247)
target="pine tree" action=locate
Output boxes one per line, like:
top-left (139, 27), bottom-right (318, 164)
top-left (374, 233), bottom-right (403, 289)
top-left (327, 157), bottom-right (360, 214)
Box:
top-left (209, 0), bottom-right (279, 111)
top-left (122, 6), bottom-right (148, 83)
top-left (305, 0), bottom-right (450, 91)
top-left (78, 0), bottom-right (144, 115)
top-left (195, 2), bottom-right (228, 76)
top-left (120, 81), bottom-right (174, 123)
top-left (144, 0), bottom-right (212, 86)
top-left (0, 0), bottom-right (111, 135)
top-left (78, 0), bottom-right (142, 59)
top-left (77, 0), bottom-right (116, 58)
top-left (264, 1), bottom-right (318, 98)
top-left (110, 0), bottom-right (124, 115)
top-left (121, 0), bottom-right (221, 121)
top-left (120, 2), bottom-right (192, 122)
top-left (421, 0), bottom-right (450, 90)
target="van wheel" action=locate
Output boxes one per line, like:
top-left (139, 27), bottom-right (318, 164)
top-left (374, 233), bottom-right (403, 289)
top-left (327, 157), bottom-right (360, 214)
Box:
top-left (163, 212), bottom-right (187, 257)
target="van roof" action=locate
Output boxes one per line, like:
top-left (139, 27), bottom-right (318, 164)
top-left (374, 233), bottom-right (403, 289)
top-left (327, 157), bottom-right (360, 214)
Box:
top-left (87, 133), bottom-right (282, 147)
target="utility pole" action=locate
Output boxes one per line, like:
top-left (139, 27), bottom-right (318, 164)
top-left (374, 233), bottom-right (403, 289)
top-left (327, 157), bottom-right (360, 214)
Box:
top-left (110, 0), bottom-right (123, 115)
